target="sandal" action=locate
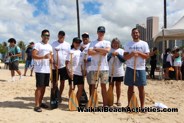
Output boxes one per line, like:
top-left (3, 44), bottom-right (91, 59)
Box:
top-left (34, 107), bottom-right (42, 112)
top-left (40, 103), bottom-right (49, 109)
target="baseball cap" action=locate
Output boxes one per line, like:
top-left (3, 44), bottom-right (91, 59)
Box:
top-left (58, 31), bottom-right (65, 36)
top-left (97, 26), bottom-right (105, 32)
top-left (73, 37), bottom-right (82, 43)
top-left (82, 32), bottom-right (89, 38)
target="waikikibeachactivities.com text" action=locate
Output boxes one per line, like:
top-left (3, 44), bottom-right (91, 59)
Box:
top-left (78, 107), bottom-right (178, 113)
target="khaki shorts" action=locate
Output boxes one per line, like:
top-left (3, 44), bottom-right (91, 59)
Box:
top-left (89, 70), bottom-right (109, 84)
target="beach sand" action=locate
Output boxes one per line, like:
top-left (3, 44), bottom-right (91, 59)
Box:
top-left (0, 63), bottom-right (184, 123)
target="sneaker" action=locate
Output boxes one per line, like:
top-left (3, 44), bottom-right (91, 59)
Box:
top-left (34, 107), bottom-right (42, 112)
top-left (11, 77), bottom-right (15, 82)
top-left (19, 76), bottom-right (23, 80)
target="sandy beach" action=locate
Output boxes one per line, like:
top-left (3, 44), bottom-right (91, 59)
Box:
top-left (0, 63), bottom-right (184, 123)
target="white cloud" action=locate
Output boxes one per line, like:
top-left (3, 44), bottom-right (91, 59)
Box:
top-left (0, 0), bottom-right (184, 46)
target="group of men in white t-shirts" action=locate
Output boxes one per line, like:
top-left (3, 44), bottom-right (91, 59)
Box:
top-left (32, 27), bottom-right (150, 112)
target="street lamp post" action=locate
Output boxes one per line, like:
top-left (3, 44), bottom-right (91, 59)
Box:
top-left (164, 0), bottom-right (169, 48)
top-left (164, 0), bottom-right (167, 28)
top-left (162, 0), bottom-right (167, 55)
top-left (76, 0), bottom-right (80, 38)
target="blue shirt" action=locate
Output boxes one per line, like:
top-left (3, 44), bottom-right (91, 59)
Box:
top-left (8, 46), bottom-right (21, 62)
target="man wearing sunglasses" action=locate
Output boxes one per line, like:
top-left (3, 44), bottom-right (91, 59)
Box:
top-left (32, 29), bottom-right (53, 112)
top-left (51, 31), bottom-right (71, 106)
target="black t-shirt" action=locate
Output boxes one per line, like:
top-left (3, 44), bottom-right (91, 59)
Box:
top-left (26, 47), bottom-right (33, 60)
top-left (150, 54), bottom-right (157, 61)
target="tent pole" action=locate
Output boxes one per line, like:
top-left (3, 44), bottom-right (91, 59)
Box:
top-left (162, 29), bottom-right (165, 55)
top-left (161, 29), bottom-right (165, 80)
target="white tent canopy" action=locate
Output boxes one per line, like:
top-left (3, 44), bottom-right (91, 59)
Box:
top-left (154, 16), bottom-right (184, 42)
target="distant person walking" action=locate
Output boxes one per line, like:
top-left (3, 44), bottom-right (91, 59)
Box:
top-left (173, 47), bottom-right (182, 80)
top-left (181, 49), bottom-right (184, 80)
top-left (32, 29), bottom-right (53, 112)
top-left (7, 38), bottom-right (22, 82)
top-left (149, 47), bottom-right (158, 79)
top-left (162, 48), bottom-right (172, 80)
top-left (23, 42), bottom-right (35, 76)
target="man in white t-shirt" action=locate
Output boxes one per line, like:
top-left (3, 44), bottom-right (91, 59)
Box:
top-left (88, 26), bottom-right (111, 106)
top-left (80, 32), bottom-right (90, 51)
top-left (80, 32), bottom-right (92, 96)
top-left (32, 29), bottom-right (53, 112)
top-left (51, 31), bottom-right (71, 103)
top-left (124, 28), bottom-right (150, 109)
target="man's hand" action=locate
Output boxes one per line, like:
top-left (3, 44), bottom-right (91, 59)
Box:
top-left (100, 52), bottom-right (106, 56)
top-left (54, 63), bottom-right (58, 69)
top-left (50, 58), bottom-right (53, 64)
top-left (68, 71), bottom-right (73, 80)
top-left (93, 47), bottom-right (98, 52)
top-left (44, 53), bottom-right (51, 59)
top-left (131, 51), bottom-right (139, 57)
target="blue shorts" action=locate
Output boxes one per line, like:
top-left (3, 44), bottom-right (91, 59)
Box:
top-left (25, 60), bottom-right (32, 68)
top-left (124, 67), bottom-right (147, 87)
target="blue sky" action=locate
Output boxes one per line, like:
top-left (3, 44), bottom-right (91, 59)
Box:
top-left (27, 0), bottom-right (101, 17)
top-left (83, 1), bottom-right (101, 15)
top-left (27, 0), bottom-right (49, 16)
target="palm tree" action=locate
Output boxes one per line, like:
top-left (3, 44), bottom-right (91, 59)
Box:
top-left (0, 42), bottom-right (8, 54)
top-left (2, 42), bottom-right (7, 48)
top-left (17, 41), bottom-right (26, 61)
top-left (17, 41), bottom-right (26, 50)
top-left (0, 42), bottom-right (8, 59)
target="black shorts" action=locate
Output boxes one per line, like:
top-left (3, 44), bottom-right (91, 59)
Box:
top-left (69, 75), bottom-right (84, 85)
top-left (52, 67), bottom-right (70, 82)
top-left (36, 73), bottom-right (50, 87)
top-left (109, 76), bottom-right (124, 82)
top-left (9, 61), bottom-right (19, 70)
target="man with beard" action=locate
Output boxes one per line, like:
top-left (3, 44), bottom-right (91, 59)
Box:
top-left (124, 28), bottom-right (150, 109)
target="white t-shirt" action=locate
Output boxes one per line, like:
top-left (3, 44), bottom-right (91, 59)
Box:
top-left (88, 39), bottom-right (111, 71)
top-left (166, 53), bottom-right (173, 66)
top-left (124, 40), bottom-right (150, 70)
top-left (66, 49), bottom-right (83, 76)
top-left (108, 48), bottom-right (125, 77)
top-left (81, 42), bottom-right (90, 51)
top-left (33, 42), bottom-right (53, 73)
top-left (51, 41), bottom-right (70, 69)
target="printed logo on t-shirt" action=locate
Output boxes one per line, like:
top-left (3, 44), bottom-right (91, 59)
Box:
top-left (129, 46), bottom-right (143, 51)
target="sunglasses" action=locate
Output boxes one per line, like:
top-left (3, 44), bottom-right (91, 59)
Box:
top-left (42, 34), bottom-right (50, 37)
